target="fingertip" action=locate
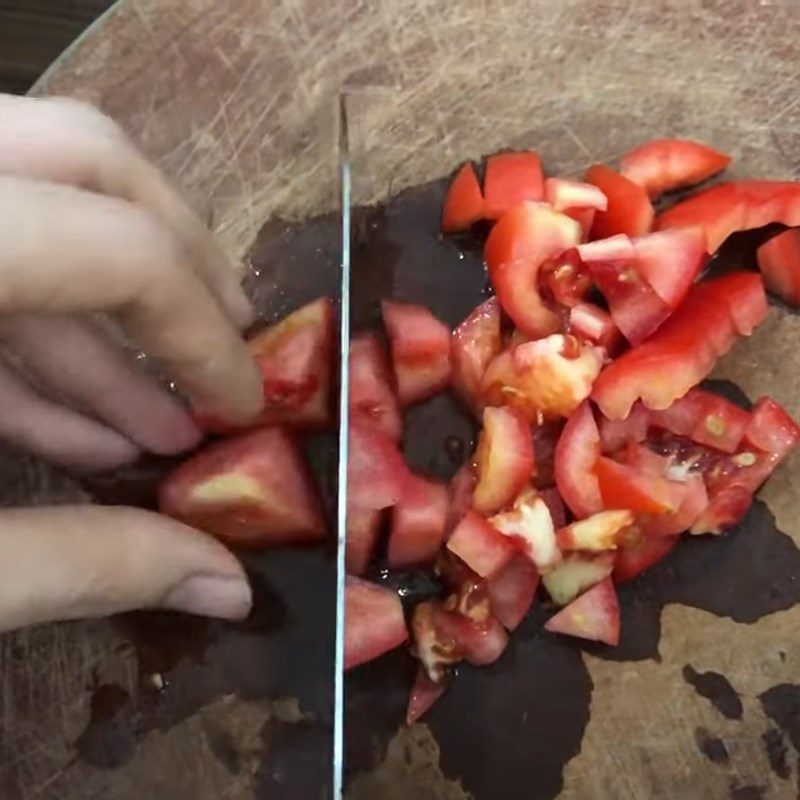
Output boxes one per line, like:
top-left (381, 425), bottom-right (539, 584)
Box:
top-left (161, 573), bottom-right (252, 620)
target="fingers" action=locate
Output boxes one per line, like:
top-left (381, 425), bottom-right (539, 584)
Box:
top-left (0, 93), bottom-right (254, 328)
top-left (0, 175), bottom-right (263, 424)
top-left (0, 314), bottom-right (201, 455)
top-left (0, 358), bottom-right (140, 470)
top-left (0, 505), bottom-right (252, 632)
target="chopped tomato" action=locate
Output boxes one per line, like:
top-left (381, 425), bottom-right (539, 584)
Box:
top-left (757, 228), bottom-right (800, 306)
top-left (483, 151), bottom-right (545, 218)
top-left (595, 455), bottom-right (676, 515)
top-left (613, 534), bottom-right (679, 583)
top-left (643, 474), bottom-right (708, 537)
top-left (539, 486), bottom-right (567, 528)
top-left (446, 511), bottom-right (519, 579)
top-left (442, 162), bottom-right (485, 233)
top-left (411, 601), bottom-right (461, 683)
top-left (569, 303), bottom-right (623, 355)
top-left (387, 476), bottom-right (449, 568)
top-left (545, 177), bottom-right (608, 213)
top-left (345, 577), bottom-right (408, 670)
top-left (554, 402), bottom-right (604, 519)
top-left (346, 507), bottom-right (383, 575)
top-left (540, 250), bottom-right (593, 308)
top-left (542, 552), bottom-right (615, 606)
top-left (599, 403), bottom-right (650, 452)
top-left (490, 488), bottom-right (560, 572)
top-left (349, 332), bottom-right (402, 441)
top-left (159, 427), bottom-right (325, 548)
top-left (744, 396), bottom-right (800, 456)
top-left (620, 138), bottom-right (731, 197)
top-left (585, 164), bottom-right (655, 239)
top-left (451, 298), bottom-right (503, 413)
top-left (447, 463), bottom-right (477, 532)
top-left (487, 555), bottom-right (540, 630)
top-left (532, 421), bottom-right (564, 489)
top-left (473, 406), bottom-right (535, 515)
top-left (381, 300), bottom-right (451, 405)
top-left (556, 509), bottom-right (635, 551)
top-left (407, 668), bottom-right (447, 724)
top-left (484, 202), bottom-right (581, 338)
top-left (592, 273), bottom-right (768, 419)
top-left (437, 588), bottom-right (510, 667)
top-left (544, 577), bottom-right (620, 646)
top-left (656, 180), bottom-right (800, 252)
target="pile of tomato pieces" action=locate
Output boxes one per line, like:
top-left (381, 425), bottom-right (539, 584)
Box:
top-left (157, 136), bottom-right (800, 727)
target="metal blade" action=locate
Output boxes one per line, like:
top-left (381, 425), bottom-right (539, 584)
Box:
top-left (332, 91), bottom-right (351, 800)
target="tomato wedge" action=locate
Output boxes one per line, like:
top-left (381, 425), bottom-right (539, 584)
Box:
top-left (345, 577), bottom-right (408, 670)
top-left (485, 202), bottom-right (581, 338)
top-left (345, 507), bottom-right (383, 576)
top-left (544, 577), bottom-right (620, 646)
top-left (595, 456), bottom-right (676, 515)
top-left (487, 555), bottom-right (540, 630)
top-left (447, 511), bottom-right (519, 579)
top-left (556, 509), bottom-right (635, 551)
top-left (490, 488), bottom-right (560, 572)
top-left (554, 401), bottom-right (603, 519)
top-left (757, 227), bottom-right (800, 306)
top-left (542, 552), bottom-right (615, 606)
top-left (620, 138), bottom-right (731, 198)
top-left (442, 162), bottom-right (485, 233)
top-left (483, 151), bottom-right (545, 218)
top-left (569, 303), bottom-right (623, 355)
top-left (656, 180), bottom-right (800, 252)
top-left (613, 534), bottom-right (679, 583)
top-left (388, 476), bottom-right (449, 568)
top-left (349, 332), bottom-right (402, 441)
top-left (585, 164), bottom-right (655, 239)
top-left (159, 427), bottom-right (325, 547)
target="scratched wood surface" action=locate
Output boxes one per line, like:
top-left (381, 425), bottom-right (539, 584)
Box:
top-left (2, 1), bottom-right (800, 798)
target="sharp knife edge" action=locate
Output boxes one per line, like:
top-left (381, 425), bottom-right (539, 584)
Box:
top-left (332, 91), bottom-right (351, 800)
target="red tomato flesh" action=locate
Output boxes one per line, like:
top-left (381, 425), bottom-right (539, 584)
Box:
top-left (554, 401), bottom-right (603, 519)
top-left (483, 151), bottom-right (545, 219)
top-left (757, 228), bottom-right (800, 306)
top-left (613, 534), bottom-right (679, 583)
top-left (544, 577), bottom-right (620, 646)
top-left (349, 332), bottom-right (402, 441)
top-left (388, 476), bottom-right (449, 568)
top-left (487, 555), bottom-right (540, 631)
top-left (585, 164), bottom-right (655, 239)
top-left (442, 162), bottom-right (485, 233)
top-left (345, 577), bottom-right (408, 670)
top-left (345, 507), bottom-right (383, 576)
top-left (595, 456), bottom-right (676, 515)
top-left (446, 511), bottom-right (519, 579)
top-left (569, 303), bottom-right (623, 355)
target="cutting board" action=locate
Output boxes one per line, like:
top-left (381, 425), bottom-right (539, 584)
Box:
top-left (4, 2), bottom-right (800, 798)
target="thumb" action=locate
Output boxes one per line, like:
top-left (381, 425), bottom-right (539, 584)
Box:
top-left (0, 505), bottom-right (252, 632)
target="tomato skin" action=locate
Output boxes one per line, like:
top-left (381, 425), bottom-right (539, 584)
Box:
top-left (613, 535), bottom-right (679, 583)
top-left (447, 511), bottom-right (519, 579)
top-left (345, 507), bottom-right (383, 575)
top-left (620, 138), bottom-right (731, 197)
top-left (483, 151), bottom-right (545, 218)
top-left (585, 164), bottom-right (655, 239)
top-left (656, 180), bottom-right (800, 252)
top-left (757, 228), bottom-right (800, 306)
top-left (544, 577), bottom-right (620, 646)
top-left (569, 303), bottom-right (623, 355)
top-left (387, 476), bottom-right (449, 568)
top-left (485, 202), bottom-right (581, 338)
top-left (594, 455), bottom-right (676, 515)
top-left (159, 427), bottom-right (325, 548)
top-left (442, 162), bottom-right (485, 233)
top-left (447, 463), bottom-right (477, 532)
top-left (487, 555), bottom-right (540, 630)
top-left (744, 397), bottom-right (800, 456)
top-left (349, 332), bottom-right (402, 441)
top-left (554, 401), bottom-right (603, 519)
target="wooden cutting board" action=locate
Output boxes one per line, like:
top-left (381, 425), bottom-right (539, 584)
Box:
top-left (4, 2), bottom-right (800, 798)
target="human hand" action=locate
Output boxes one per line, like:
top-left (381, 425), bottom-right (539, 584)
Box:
top-left (0, 94), bottom-right (265, 630)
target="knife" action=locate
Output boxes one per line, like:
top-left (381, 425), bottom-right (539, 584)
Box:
top-left (332, 91), bottom-right (351, 800)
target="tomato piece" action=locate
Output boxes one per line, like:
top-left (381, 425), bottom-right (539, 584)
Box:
top-left (381, 300), bottom-right (451, 405)
top-left (446, 511), bottom-right (519, 579)
top-left (533, 421), bottom-right (564, 489)
top-left (159, 427), bottom-right (325, 548)
top-left (485, 202), bottom-right (581, 338)
top-left (473, 406), bottom-right (535, 515)
top-left (544, 577), bottom-right (620, 646)
top-left (349, 332), bottom-right (402, 441)
top-left (447, 463), bottom-right (477, 532)
top-left (594, 455), bottom-right (677, 515)
top-left (483, 151), bottom-right (545, 218)
top-left (599, 403), bottom-right (650, 453)
top-left (545, 177), bottom-right (608, 213)
top-left (592, 274), bottom-right (768, 420)
top-left (407, 668), bottom-right (447, 724)
top-left (490, 488), bottom-right (560, 572)
top-left (487, 555), bottom-right (540, 631)
top-left (387, 476), bottom-right (449, 568)
top-left (744, 397), bottom-right (800, 456)
top-left (540, 249), bottom-right (594, 308)
top-left (451, 298), bottom-right (503, 413)
top-left (656, 180), bottom-right (800, 252)
top-left (345, 507), bottom-right (383, 575)
top-left (345, 577), bottom-right (408, 670)
top-left (585, 164), bottom-right (655, 239)
top-left (690, 482), bottom-right (756, 535)
top-left (757, 228), bottom-right (800, 306)
top-left (411, 601), bottom-right (461, 683)
top-left (620, 138), bottom-right (731, 198)
top-left (540, 486), bottom-right (567, 528)
top-left (556, 509), bottom-right (635, 551)
top-left (542, 552), bottom-right (615, 606)
top-left (442, 162), bottom-right (485, 233)
top-left (710, 272), bottom-right (769, 336)
top-left (435, 594), bottom-right (509, 667)
top-left (643, 474), bottom-right (708, 537)
top-left (569, 303), bottom-right (623, 355)
top-left (554, 401), bottom-right (603, 519)
top-left (613, 534), bottom-right (679, 583)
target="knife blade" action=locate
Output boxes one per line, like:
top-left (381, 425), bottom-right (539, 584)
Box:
top-left (332, 91), bottom-right (351, 800)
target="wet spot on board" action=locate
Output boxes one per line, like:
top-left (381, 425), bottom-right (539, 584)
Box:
top-left (759, 684), bottom-right (800, 753)
top-left (74, 684), bottom-right (135, 769)
top-left (728, 783), bottom-right (765, 800)
top-left (762, 727), bottom-right (790, 780)
top-left (683, 666), bottom-right (743, 720)
top-left (695, 728), bottom-right (730, 765)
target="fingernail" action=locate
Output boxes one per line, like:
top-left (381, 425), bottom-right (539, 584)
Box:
top-left (163, 574), bottom-right (252, 620)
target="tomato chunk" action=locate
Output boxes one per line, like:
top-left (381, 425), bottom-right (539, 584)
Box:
top-left (585, 164), bottom-right (655, 239)
top-left (613, 534), bottom-right (679, 583)
top-left (473, 406), bottom-right (535, 515)
top-left (554, 401), bottom-right (603, 519)
top-left (542, 552), bottom-right (615, 606)
top-left (599, 403), bottom-right (650, 452)
top-left (159, 427), bottom-right (325, 548)
top-left (744, 397), bottom-right (800, 457)
top-left (345, 507), bottom-right (383, 575)
top-left (556, 509), bottom-right (635, 551)
top-left (620, 138), bottom-right (731, 197)
top-left (442, 162), bottom-right (485, 233)
top-left (387, 476), bottom-right (449, 568)
top-left (757, 228), bottom-right (800, 306)
top-left (485, 202), bottom-right (581, 338)
top-left (483, 151), bottom-right (545, 218)
top-left (569, 303), bottom-right (623, 355)
top-left (446, 511), bottom-right (519, 579)
top-left (656, 180), bottom-right (800, 252)
top-left (487, 555), bottom-right (540, 630)
top-left (345, 577), bottom-right (408, 670)
top-left (447, 463), bottom-right (477, 532)
top-left (595, 455), bottom-right (676, 515)
top-left (381, 300), bottom-right (451, 405)
top-left (451, 298), bottom-right (503, 413)
top-left (544, 577), bottom-right (620, 646)
top-left (349, 332), bottom-right (402, 441)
